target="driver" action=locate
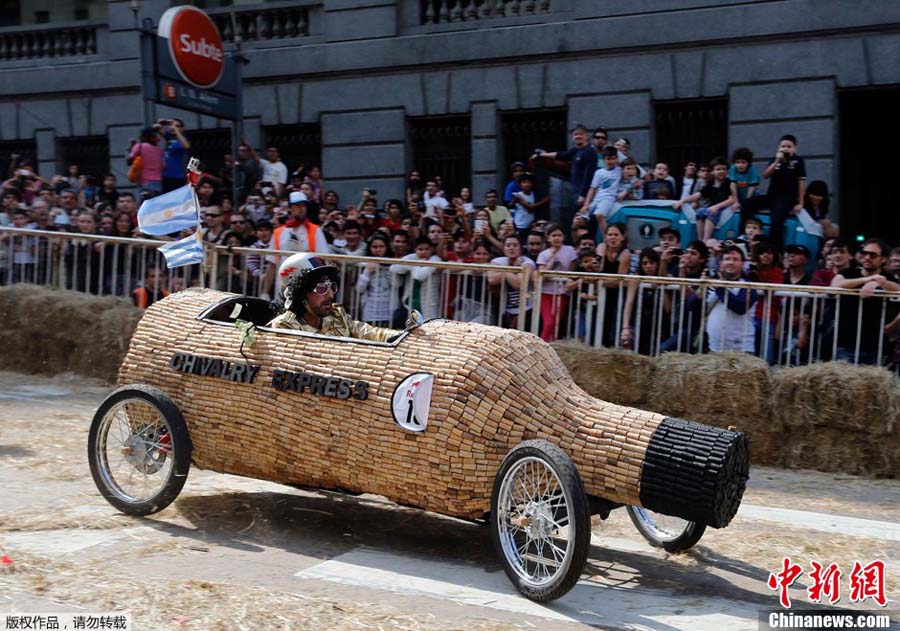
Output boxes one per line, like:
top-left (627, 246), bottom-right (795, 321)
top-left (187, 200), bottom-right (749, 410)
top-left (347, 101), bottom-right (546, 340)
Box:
top-left (267, 252), bottom-right (402, 342)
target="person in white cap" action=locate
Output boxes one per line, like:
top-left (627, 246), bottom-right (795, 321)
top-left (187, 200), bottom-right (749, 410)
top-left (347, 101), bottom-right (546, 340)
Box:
top-left (268, 252), bottom-right (404, 342)
top-left (273, 191), bottom-right (329, 254)
top-left (272, 191), bottom-right (330, 294)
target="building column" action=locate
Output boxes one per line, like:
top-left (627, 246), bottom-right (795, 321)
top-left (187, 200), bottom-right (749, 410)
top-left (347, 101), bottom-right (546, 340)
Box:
top-left (471, 102), bottom-right (498, 201)
top-left (321, 108), bottom-right (407, 204)
top-left (35, 129), bottom-right (56, 178)
top-left (568, 92), bottom-right (652, 165)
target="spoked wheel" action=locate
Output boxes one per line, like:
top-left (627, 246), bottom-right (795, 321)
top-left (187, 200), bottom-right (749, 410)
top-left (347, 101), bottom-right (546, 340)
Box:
top-left (626, 506), bottom-right (707, 552)
top-left (490, 440), bottom-right (591, 602)
top-left (88, 385), bottom-right (192, 516)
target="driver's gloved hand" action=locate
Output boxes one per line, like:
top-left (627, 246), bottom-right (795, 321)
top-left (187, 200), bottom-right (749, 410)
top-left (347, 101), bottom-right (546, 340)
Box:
top-left (405, 310), bottom-right (424, 330)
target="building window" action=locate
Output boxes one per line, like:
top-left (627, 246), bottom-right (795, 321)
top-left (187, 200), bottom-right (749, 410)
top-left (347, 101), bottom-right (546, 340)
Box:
top-left (264, 124), bottom-right (321, 176)
top-left (0, 140), bottom-right (38, 179)
top-left (409, 115), bottom-right (471, 198)
top-left (187, 129), bottom-right (232, 175)
top-left (58, 135), bottom-right (108, 180)
top-left (839, 86), bottom-right (900, 244)
top-left (500, 108), bottom-right (567, 173)
top-left (654, 99), bottom-right (728, 171)
top-left (0, 0), bottom-right (107, 28)
top-left (500, 109), bottom-right (567, 214)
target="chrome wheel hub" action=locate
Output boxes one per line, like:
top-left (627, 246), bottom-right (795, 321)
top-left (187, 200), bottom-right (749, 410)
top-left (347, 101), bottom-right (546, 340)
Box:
top-left (522, 501), bottom-right (555, 539)
top-left (497, 457), bottom-right (574, 588)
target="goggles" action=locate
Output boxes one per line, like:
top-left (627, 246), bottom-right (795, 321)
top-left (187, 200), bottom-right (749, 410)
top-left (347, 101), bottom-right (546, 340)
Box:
top-left (312, 280), bottom-right (338, 295)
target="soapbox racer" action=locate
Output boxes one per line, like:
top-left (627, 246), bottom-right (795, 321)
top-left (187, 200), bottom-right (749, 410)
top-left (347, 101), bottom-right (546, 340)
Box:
top-left (88, 288), bottom-right (748, 602)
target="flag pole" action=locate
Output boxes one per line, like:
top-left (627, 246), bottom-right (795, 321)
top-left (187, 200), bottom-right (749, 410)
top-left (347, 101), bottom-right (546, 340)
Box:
top-left (186, 157), bottom-right (205, 289)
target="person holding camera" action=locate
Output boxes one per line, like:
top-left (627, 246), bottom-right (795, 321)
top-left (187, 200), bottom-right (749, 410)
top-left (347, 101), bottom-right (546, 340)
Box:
top-left (3, 160), bottom-right (47, 205)
top-left (159, 119), bottom-right (191, 193)
top-left (704, 245), bottom-right (756, 353)
top-left (357, 189), bottom-right (380, 236)
top-left (655, 226), bottom-right (682, 277)
top-left (659, 241), bottom-right (711, 353)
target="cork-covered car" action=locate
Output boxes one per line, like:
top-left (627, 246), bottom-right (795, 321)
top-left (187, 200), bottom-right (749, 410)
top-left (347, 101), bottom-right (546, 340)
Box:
top-left (88, 288), bottom-right (749, 602)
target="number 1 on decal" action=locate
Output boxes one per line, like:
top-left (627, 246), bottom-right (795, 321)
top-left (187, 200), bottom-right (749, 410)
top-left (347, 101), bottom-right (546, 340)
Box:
top-left (406, 400), bottom-right (420, 426)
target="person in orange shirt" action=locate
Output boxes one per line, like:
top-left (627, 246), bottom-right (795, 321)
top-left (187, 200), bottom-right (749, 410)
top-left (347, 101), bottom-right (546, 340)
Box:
top-left (272, 191), bottom-right (330, 295)
top-left (133, 267), bottom-right (170, 309)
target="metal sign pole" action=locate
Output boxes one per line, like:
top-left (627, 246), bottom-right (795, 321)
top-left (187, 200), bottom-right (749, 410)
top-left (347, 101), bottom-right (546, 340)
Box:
top-left (140, 18), bottom-right (157, 129)
top-left (230, 13), bottom-right (245, 211)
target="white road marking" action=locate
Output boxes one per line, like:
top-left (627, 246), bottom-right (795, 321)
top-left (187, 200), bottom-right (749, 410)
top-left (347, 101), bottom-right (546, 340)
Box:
top-left (0, 528), bottom-right (151, 555)
top-left (0, 385), bottom-right (76, 400)
top-left (295, 548), bottom-right (759, 629)
top-left (739, 504), bottom-right (900, 542)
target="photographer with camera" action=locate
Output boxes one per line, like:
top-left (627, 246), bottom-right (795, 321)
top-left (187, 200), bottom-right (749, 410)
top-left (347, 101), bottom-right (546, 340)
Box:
top-left (2, 158), bottom-right (47, 205)
top-left (355, 189), bottom-right (381, 236)
top-left (158, 118), bottom-right (191, 193)
top-left (654, 226), bottom-right (683, 276)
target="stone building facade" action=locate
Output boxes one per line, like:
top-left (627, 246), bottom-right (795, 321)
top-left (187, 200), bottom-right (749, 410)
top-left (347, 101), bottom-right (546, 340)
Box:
top-left (1, 0), bottom-right (898, 236)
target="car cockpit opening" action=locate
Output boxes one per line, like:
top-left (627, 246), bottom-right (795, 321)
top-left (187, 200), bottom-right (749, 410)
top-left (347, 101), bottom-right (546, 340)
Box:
top-left (197, 294), bottom-right (410, 347)
top-left (199, 296), bottom-right (278, 328)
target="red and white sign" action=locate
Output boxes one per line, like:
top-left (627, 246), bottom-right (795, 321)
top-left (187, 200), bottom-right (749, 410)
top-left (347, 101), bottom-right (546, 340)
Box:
top-left (158, 6), bottom-right (224, 89)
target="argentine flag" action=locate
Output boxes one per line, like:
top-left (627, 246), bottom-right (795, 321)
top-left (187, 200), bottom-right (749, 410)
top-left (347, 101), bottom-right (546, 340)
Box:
top-left (159, 231), bottom-right (204, 269)
top-left (137, 185), bottom-right (198, 235)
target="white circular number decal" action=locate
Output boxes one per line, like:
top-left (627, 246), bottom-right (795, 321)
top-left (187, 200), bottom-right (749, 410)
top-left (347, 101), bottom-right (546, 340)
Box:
top-left (391, 373), bottom-right (434, 433)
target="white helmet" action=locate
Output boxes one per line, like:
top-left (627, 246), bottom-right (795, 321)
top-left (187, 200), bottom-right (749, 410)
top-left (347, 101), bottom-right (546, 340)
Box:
top-left (278, 253), bottom-right (339, 308)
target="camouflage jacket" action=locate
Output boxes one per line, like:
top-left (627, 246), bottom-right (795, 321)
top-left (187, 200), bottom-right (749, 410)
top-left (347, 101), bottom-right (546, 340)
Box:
top-left (267, 305), bottom-right (399, 342)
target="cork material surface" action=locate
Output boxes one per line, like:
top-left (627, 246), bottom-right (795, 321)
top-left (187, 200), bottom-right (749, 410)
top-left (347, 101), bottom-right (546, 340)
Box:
top-left (119, 288), bottom-right (666, 519)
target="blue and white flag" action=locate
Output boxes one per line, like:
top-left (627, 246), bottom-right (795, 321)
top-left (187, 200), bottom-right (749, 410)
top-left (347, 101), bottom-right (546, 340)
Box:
top-left (159, 231), bottom-right (204, 269)
top-left (137, 185), bottom-right (198, 235)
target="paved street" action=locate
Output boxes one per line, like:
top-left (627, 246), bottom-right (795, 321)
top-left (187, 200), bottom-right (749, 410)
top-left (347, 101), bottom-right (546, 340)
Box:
top-left (0, 370), bottom-right (897, 630)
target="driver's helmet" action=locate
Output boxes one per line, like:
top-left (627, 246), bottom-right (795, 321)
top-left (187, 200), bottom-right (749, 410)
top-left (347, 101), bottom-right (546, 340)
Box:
top-left (278, 252), bottom-right (339, 308)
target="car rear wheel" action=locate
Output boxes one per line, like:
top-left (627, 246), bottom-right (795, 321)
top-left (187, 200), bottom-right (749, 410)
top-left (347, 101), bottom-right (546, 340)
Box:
top-left (626, 506), bottom-right (706, 552)
top-left (490, 440), bottom-right (591, 602)
top-left (88, 385), bottom-right (191, 516)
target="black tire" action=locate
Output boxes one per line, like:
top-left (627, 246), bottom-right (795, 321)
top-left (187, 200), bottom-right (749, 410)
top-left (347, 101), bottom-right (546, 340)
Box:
top-left (490, 439), bottom-right (591, 602)
top-left (87, 385), bottom-right (192, 516)
top-left (626, 505), bottom-right (707, 552)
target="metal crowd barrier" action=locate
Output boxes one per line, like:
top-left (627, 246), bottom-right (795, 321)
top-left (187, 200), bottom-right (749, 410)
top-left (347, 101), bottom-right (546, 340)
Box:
top-left (3, 226), bottom-right (899, 368)
top-left (531, 268), bottom-right (900, 368)
top-left (208, 244), bottom-right (532, 331)
top-left (0, 227), bottom-right (202, 298)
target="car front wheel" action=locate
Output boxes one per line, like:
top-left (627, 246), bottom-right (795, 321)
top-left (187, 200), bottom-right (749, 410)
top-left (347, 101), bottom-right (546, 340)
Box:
top-left (490, 439), bottom-right (591, 602)
top-left (88, 385), bottom-right (191, 516)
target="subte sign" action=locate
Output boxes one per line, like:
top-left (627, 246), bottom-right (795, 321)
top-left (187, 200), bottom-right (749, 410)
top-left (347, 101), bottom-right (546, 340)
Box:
top-left (157, 6), bottom-right (225, 89)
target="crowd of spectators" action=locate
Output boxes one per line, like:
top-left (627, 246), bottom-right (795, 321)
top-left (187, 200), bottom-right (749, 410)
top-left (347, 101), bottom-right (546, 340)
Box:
top-left (2, 120), bottom-right (899, 369)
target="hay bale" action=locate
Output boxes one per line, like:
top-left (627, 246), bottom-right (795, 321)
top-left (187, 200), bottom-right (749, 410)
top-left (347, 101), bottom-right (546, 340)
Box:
top-left (646, 351), bottom-right (771, 425)
top-left (551, 341), bottom-right (655, 406)
top-left (644, 351), bottom-right (775, 463)
top-left (0, 285), bottom-right (142, 382)
top-left (777, 426), bottom-right (899, 477)
top-left (770, 363), bottom-right (900, 477)
top-left (771, 362), bottom-right (900, 435)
